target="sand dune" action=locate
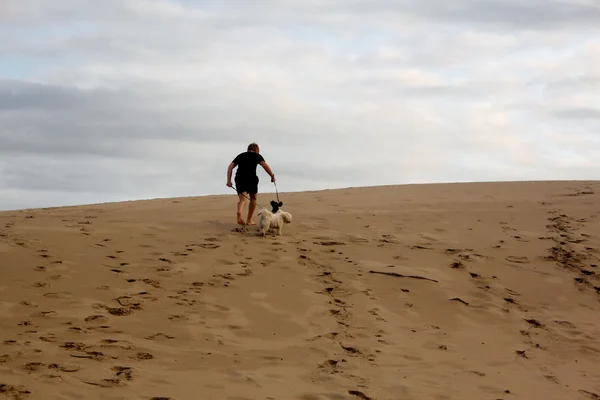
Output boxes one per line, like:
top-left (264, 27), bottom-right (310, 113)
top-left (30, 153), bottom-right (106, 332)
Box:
top-left (1, 180), bottom-right (600, 400)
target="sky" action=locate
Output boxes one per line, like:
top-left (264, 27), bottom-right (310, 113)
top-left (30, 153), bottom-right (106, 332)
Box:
top-left (1, 0), bottom-right (599, 210)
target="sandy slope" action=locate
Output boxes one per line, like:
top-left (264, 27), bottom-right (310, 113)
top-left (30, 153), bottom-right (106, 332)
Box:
top-left (1, 180), bottom-right (600, 400)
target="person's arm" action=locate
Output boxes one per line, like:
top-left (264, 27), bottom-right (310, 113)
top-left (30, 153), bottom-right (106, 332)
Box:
top-left (226, 162), bottom-right (236, 186)
top-left (259, 161), bottom-right (275, 182)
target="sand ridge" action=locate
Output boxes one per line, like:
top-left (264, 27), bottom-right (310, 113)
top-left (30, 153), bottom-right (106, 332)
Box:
top-left (1, 180), bottom-right (600, 399)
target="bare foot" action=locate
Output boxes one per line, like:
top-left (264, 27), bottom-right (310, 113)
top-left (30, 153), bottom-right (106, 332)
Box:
top-left (237, 213), bottom-right (245, 225)
top-left (246, 220), bottom-right (256, 226)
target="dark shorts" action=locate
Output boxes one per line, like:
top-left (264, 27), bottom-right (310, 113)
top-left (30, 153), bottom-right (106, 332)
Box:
top-left (235, 175), bottom-right (259, 195)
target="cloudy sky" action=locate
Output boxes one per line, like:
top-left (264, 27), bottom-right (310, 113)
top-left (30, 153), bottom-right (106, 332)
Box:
top-left (1, 0), bottom-right (599, 210)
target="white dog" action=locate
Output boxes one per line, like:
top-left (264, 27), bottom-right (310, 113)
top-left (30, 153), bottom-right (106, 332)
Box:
top-left (256, 209), bottom-right (292, 237)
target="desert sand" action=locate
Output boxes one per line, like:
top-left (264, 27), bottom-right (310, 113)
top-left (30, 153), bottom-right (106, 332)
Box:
top-left (1, 180), bottom-right (600, 400)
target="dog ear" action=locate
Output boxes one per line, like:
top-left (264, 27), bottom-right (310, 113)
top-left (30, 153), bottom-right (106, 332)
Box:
top-left (278, 201), bottom-right (283, 207)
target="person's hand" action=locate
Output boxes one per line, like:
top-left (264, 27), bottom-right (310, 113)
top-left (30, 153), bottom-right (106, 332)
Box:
top-left (226, 181), bottom-right (233, 188)
top-left (271, 174), bottom-right (276, 183)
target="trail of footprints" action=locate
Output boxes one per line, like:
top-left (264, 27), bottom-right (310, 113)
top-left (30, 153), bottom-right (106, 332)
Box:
top-left (351, 198), bottom-right (600, 396)
top-left (4, 212), bottom-right (264, 399)
top-left (1, 209), bottom-right (234, 399)
top-left (543, 210), bottom-right (600, 293)
top-left (296, 241), bottom-right (380, 398)
top-left (438, 200), bottom-right (600, 397)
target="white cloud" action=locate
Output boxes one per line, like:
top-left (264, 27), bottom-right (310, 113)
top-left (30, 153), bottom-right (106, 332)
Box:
top-left (0, 0), bottom-right (599, 210)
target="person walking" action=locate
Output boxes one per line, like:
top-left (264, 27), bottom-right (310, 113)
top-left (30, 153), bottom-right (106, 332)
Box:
top-left (226, 143), bottom-right (276, 225)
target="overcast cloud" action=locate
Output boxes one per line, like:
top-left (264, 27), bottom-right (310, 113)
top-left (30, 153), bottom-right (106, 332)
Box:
top-left (1, 0), bottom-right (599, 210)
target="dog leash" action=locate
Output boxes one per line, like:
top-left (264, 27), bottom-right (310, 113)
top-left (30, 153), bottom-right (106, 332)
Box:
top-left (230, 185), bottom-right (269, 210)
top-left (274, 181), bottom-right (281, 203)
top-left (230, 182), bottom-right (283, 211)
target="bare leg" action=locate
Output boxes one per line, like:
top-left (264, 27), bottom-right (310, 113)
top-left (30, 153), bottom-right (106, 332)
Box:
top-left (237, 194), bottom-right (246, 225)
top-left (247, 193), bottom-right (258, 225)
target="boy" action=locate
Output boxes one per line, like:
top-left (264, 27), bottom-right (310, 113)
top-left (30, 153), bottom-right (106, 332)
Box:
top-left (226, 143), bottom-right (276, 225)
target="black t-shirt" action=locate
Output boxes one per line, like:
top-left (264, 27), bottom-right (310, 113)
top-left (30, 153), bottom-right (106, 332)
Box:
top-left (232, 151), bottom-right (265, 180)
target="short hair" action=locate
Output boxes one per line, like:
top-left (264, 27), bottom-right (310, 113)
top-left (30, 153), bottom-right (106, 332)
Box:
top-left (247, 143), bottom-right (260, 152)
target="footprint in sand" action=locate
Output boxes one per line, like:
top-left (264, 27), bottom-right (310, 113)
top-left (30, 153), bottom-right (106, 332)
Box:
top-left (39, 335), bottom-right (58, 343)
top-left (197, 239), bottom-right (220, 249)
top-left (37, 250), bottom-right (51, 259)
top-left (34, 311), bottom-right (58, 318)
top-left (173, 297), bottom-right (197, 307)
top-left (168, 314), bottom-right (188, 321)
top-left (42, 292), bottom-right (72, 300)
top-left (83, 366), bottom-right (134, 387)
top-left (0, 384), bottom-right (31, 398)
top-left (25, 362), bottom-right (81, 373)
top-left (316, 240), bottom-right (347, 246)
top-left (467, 370), bottom-right (487, 377)
top-left (504, 288), bottom-right (521, 296)
top-left (60, 341), bottom-right (91, 352)
top-left (141, 279), bottom-right (161, 288)
top-left (445, 248), bottom-right (468, 254)
top-left (85, 315), bottom-right (108, 324)
top-left (506, 256), bottom-right (529, 264)
top-left (411, 244), bottom-right (433, 250)
top-left (197, 242), bottom-right (220, 249)
top-left (579, 390), bottom-right (600, 399)
top-left (145, 333), bottom-right (175, 340)
top-left (71, 350), bottom-right (111, 362)
top-left (112, 365), bottom-right (134, 380)
top-left (100, 304), bottom-right (136, 316)
top-left (318, 358), bottom-right (344, 374)
top-left (524, 318), bottom-right (544, 328)
top-left (379, 236), bottom-right (399, 244)
top-left (554, 320), bottom-right (577, 329)
top-left (209, 273), bottom-right (234, 287)
top-left (100, 339), bottom-right (121, 346)
top-left (134, 352), bottom-right (154, 360)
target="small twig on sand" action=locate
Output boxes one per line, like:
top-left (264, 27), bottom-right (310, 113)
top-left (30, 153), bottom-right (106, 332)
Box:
top-left (369, 270), bottom-right (438, 283)
top-left (348, 390), bottom-right (374, 400)
top-left (449, 297), bottom-right (469, 306)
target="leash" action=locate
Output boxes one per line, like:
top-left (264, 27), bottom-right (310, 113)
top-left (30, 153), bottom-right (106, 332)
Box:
top-left (230, 185), bottom-right (268, 210)
top-left (274, 181), bottom-right (280, 203)
top-left (230, 181), bottom-right (281, 211)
